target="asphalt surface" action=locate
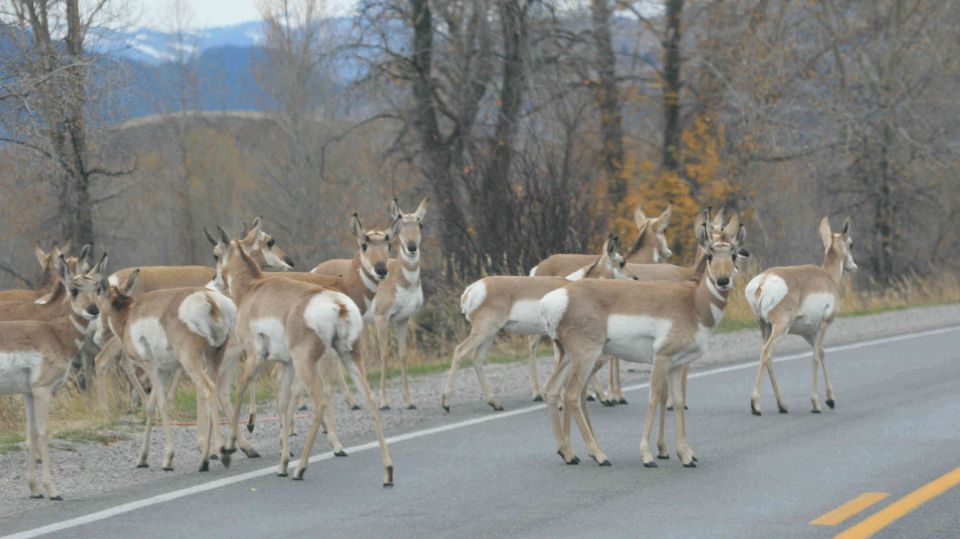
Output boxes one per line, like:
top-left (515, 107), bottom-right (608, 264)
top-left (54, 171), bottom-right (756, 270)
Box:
top-left (3, 326), bottom-right (959, 538)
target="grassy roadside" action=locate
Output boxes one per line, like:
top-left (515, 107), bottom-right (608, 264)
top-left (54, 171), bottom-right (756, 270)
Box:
top-left (1, 273), bottom-right (957, 448)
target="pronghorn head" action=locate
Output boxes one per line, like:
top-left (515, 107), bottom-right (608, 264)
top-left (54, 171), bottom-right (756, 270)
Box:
top-left (211, 228), bottom-right (264, 296)
top-left (34, 243), bottom-right (91, 305)
top-left (94, 268), bottom-right (139, 346)
top-left (568, 234), bottom-right (633, 281)
top-left (204, 216), bottom-right (294, 271)
top-left (352, 213), bottom-right (400, 281)
top-left (819, 216), bottom-right (857, 273)
top-left (58, 251), bottom-right (107, 321)
top-left (698, 210), bottom-right (749, 293)
top-left (390, 197), bottom-right (429, 257)
top-left (633, 204), bottom-right (673, 262)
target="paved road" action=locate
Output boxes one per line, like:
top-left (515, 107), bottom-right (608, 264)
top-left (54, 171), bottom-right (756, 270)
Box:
top-left (4, 327), bottom-right (960, 538)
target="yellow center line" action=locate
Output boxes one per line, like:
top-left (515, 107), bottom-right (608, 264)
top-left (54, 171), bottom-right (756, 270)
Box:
top-left (811, 492), bottom-right (890, 526)
top-left (835, 466), bottom-right (960, 539)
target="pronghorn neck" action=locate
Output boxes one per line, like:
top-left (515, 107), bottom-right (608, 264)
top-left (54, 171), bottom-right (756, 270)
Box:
top-left (352, 253), bottom-right (380, 300)
top-left (224, 259), bottom-right (260, 306)
top-left (696, 263), bottom-right (729, 328)
top-left (398, 248), bottom-right (421, 286)
top-left (822, 247), bottom-right (845, 287)
top-left (105, 298), bottom-right (133, 341)
top-left (625, 230), bottom-right (654, 263)
top-left (62, 311), bottom-right (94, 353)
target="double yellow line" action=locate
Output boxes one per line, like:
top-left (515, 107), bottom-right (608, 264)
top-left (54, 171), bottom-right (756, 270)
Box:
top-left (811, 466), bottom-right (960, 538)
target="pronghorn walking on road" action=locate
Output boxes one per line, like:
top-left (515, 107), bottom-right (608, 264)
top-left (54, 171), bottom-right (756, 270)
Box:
top-left (745, 216), bottom-right (857, 415)
top-left (442, 235), bottom-right (632, 412)
top-left (540, 212), bottom-right (748, 467)
top-left (0, 252), bottom-right (107, 500)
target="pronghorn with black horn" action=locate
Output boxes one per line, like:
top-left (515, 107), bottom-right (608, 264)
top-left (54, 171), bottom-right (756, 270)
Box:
top-left (441, 235), bottom-right (633, 412)
top-left (745, 216), bottom-right (857, 416)
top-left (94, 270), bottom-right (239, 472)
top-left (213, 231), bottom-right (394, 485)
top-left (0, 241), bottom-right (73, 304)
top-left (0, 252), bottom-right (107, 500)
top-left (539, 210), bottom-right (749, 467)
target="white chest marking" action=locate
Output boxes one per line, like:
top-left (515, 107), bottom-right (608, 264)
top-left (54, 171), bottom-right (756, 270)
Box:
top-left (706, 275), bottom-right (726, 302)
top-left (603, 315), bottom-right (672, 363)
top-left (505, 300), bottom-right (545, 335)
top-left (402, 266), bottom-right (420, 285)
top-left (390, 284), bottom-right (423, 320)
top-left (710, 303), bottom-right (724, 325)
top-left (0, 351), bottom-right (45, 394)
top-left (359, 267), bottom-right (379, 294)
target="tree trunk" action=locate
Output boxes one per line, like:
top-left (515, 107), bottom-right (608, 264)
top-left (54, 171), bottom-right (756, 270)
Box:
top-left (661, 0), bottom-right (684, 175)
top-left (590, 0), bottom-right (627, 205)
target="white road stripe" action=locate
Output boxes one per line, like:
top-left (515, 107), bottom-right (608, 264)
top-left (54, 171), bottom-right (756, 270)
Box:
top-left (6, 325), bottom-right (959, 539)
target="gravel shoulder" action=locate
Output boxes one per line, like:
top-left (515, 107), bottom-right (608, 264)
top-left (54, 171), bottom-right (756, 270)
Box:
top-left (0, 303), bottom-right (957, 522)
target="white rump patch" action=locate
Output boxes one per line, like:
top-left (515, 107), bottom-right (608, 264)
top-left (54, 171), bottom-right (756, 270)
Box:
top-left (178, 291), bottom-right (237, 347)
top-left (505, 300), bottom-right (545, 335)
top-left (603, 314), bottom-right (671, 363)
top-left (249, 318), bottom-right (289, 363)
top-left (304, 291), bottom-right (363, 352)
top-left (460, 280), bottom-right (487, 321)
top-left (565, 268), bottom-right (585, 281)
top-left (538, 288), bottom-right (569, 340)
top-left (0, 351), bottom-right (44, 394)
top-left (528, 265), bottom-right (538, 277)
top-left (746, 273), bottom-right (788, 321)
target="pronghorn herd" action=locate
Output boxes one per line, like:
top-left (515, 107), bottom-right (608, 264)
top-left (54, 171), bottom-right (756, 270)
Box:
top-left (0, 196), bottom-right (858, 500)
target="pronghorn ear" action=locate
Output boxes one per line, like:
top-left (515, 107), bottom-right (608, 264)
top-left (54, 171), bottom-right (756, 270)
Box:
top-left (656, 204), bottom-right (672, 232)
top-left (737, 248), bottom-right (751, 259)
top-left (735, 224), bottom-right (747, 247)
top-left (634, 219), bottom-right (649, 240)
top-left (35, 244), bottom-right (48, 267)
top-left (390, 199), bottom-right (402, 220)
top-left (77, 243), bottom-right (93, 273)
top-left (819, 216), bottom-right (832, 250)
top-left (697, 222), bottom-right (710, 249)
top-left (841, 216), bottom-right (852, 236)
top-left (91, 253), bottom-right (108, 278)
top-left (56, 254), bottom-right (72, 285)
top-left (59, 240), bottom-right (72, 256)
top-left (712, 206), bottom-right (726, 231)
top-left (606, 234), bottom-right (620, 256)
top-left (204, 228), bottom-right (218, 247)
top-left (724, 211), bottom-right (740, 240)
top-left (414, 197), bottom-right (429, 220)
top-left (351, 213), bottom-right (365, 243)
top-left (386, 214), bottom-right (402, 242)
top-left (123, 269), bottom-right (140, 296)
top-left (246, 217), bottom-right (264, 248)
top-left (633, 206), bottom-right (648, 229)
top-left (35, 290), bottom-right (58, 305)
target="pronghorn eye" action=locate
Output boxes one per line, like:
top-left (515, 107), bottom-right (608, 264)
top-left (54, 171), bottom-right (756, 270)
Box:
top-left (418, 223), bottom-right (423, 229)
top-left (266, 239), bottom-right (275, 248)
top-left (70, 287), bottom-right (79, 297)
top-left (705, 253), bottom-right (713, 262)
top-left (362, 243), bottom-right (368, 252)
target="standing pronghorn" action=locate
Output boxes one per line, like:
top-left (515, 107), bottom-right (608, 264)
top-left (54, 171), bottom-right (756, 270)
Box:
top-left (442, 235), bottom-right (633, 412)
top-left (214, 234), bottom-right (394, 485)
top-left (745, 216), bottom-right (857, 415)
top-left (94, 272), bottom-right (238, 471)
top-left (0, 253), bottom-right (107, 500)
top-left (0, 242), bottom-right (73, 304)
top-left (540, 214), bottom-right (748, 467)
top-left (528, 204), bottom-right (673, 405)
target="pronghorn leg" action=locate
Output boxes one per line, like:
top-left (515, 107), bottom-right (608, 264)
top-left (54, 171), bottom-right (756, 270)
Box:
top-left (341, 344), bottom-right (394, 487)
top-left (23, 392), bottom-right (41, 498)
top-left (165, 368), bottom-right (183, 407)
top-left (611, 358), bottom-right (627, 404)
top-left (751, 321), bottom-right (788, 415)
top-left (247, 381), bottom-right (257, 433)
top-left (472, 337), bottom-right (502, 411)
top-left (291, 347), bottom-right (328, 480)
top-left (375, 315), bottom-right (392, 410)
top-left (181, 346), bottom-right (229, 471)
top-left (275, 362), bottom-right (295, 477)
top-left (396, 318), bottom-right (415, 409)
top-left (215, 352), bottom-right (257, 458)
top-left (544, 341), bottom-right (576, 464)
top-left (666, 364), bottom-right (690, 411)
top-left (528, 334), bottom-right (544, 401)
top-left (153, 369), bottom-right (177, 471)
top-left (590, 371), bottom-right (612, 406)
top-left (640, 357), bottom-right (668, 467)
top-left (334, 358), bottom-right (359, 410)
top-left (316, 351), bottom-right (347, 456)
top-left (119, 353), bottom-right (148, 408)
top-left (668, 363), bottom-right (696, 466)
top-left (817, 322), bottom-right (835, 409)
top-left (656, 376), bottom-right (669, 459)
top-left (136, 382), bottom-right (158, 468)
top-left (441, 321), bottom-right (493, 412)
top-left (32, 387), bottom-right (60, 500)
top-left (226, 351), bottom-right (263, 454)
top-left (572, 356), bottom-right (609, 466)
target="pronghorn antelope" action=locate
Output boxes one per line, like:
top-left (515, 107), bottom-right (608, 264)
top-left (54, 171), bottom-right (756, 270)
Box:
top-left (528, 204), bottom-right (673, 405)
top-left (0, 245), bottom-right (91, 322)
top-left (0, 242), bottom-right (73, 303)
top-left (745, 216), bottom-right (856, 416)
top-left (442, 235), bottom-right (632, 412)
top-left (214, 234), bottom-right (394, 485)
top-left (0, 253), bottom-right (107, 500)
top-left (94, 271), bottom-right (238, 472)
top-left (310, 212), bottom-right (402, 410)
top-left (540, 213), bottom-right (748, 467)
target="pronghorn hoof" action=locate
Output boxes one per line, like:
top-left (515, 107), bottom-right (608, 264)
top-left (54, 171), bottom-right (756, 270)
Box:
top-left (210, 454), bottom-right (219, 461)
top-left (406, 404), bottom-right (417, 410)
top-left (136, 463), bottom-right (149, 469)
top-left (289, 431), bottom-right (297, 437)
top-left (532, 394), bottom-right (544, 402)
top-left (49, 495), bottom-right (63, 501)
top-left (667, 405), bottom-right (674, 411)
top-left (595, 458), bottom-right (611, 467)
top-left (292, 470), bottom-right (305, 480)
top-left (441, 402), bottom-right (450, 413)
top-left (811, 409), bottom-right (822, 414)
top-left (643, 461), bottom-right (658, 468)
top-left (29, 494), bottom-right (44, 499)
top-left (567, 456), bottom-right (580, 465)
top-left (199, 461), bottom-right (210, 472)
top-left (826, 399), bottom-right (835, 409)
top-left (350, 404), bottom-right (362, 411)
top-left (750, 401), bottom-right (761, 416)
top-left (246, 424), bottom-right (255, 433)
top-left (489, 403), bottom-right (504, 412)
top-left (334, 450), bottom-right (348, 457)
top-left (657, 454), bottom-right (670, 460)
top-left (778, 406), bottom-right (789, 414)
top-left (586, 394), bottom-right (596, 402)
top-left (379, 405), bottom-right (391, 411)
top-left (222, 447), bottom-right (237, 455)
top-left (220, 452), bottom-right (232, 468)
top-left (384, 465), bottom-right (394, 487)
top-left (683, 461), bottom-right (697, 468)
top-left (601, 400), bottom-right (615, 408)
top-left (297, 404), bottom-right (308, 412)
top-left (692, 456), bottom-right (699, 462)
top-left (162, 466), bottom-right (174, 472)
top-left (245, 450), bottom-right (261, 459)
top-left (618, 398), bottom-right (629, 405)
top-left (277, 472), bottom-right (288, 477)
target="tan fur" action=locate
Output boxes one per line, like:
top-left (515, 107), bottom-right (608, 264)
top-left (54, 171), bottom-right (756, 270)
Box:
top-left (747, 216), bottom-right (856, 415)
top-left (441, 236), bottom-right (631, 411)
top-left (0, 253), bottom-right (106, 500)
top-left (0, 243), bottom-right (74, 303)
top-left (542, 217), bottom-right (748, 467)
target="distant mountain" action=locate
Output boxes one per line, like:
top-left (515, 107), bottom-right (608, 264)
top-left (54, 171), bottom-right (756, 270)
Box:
top-left (90, 22), bottom-right (264, 65)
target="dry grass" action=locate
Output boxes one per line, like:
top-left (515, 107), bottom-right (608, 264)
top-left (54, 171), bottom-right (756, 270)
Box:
top-left (1, 272), bottom-right (956, 447)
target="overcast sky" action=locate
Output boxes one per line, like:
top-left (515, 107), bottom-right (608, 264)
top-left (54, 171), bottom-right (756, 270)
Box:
top-left (139, 0), bottom-right (356, 29)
